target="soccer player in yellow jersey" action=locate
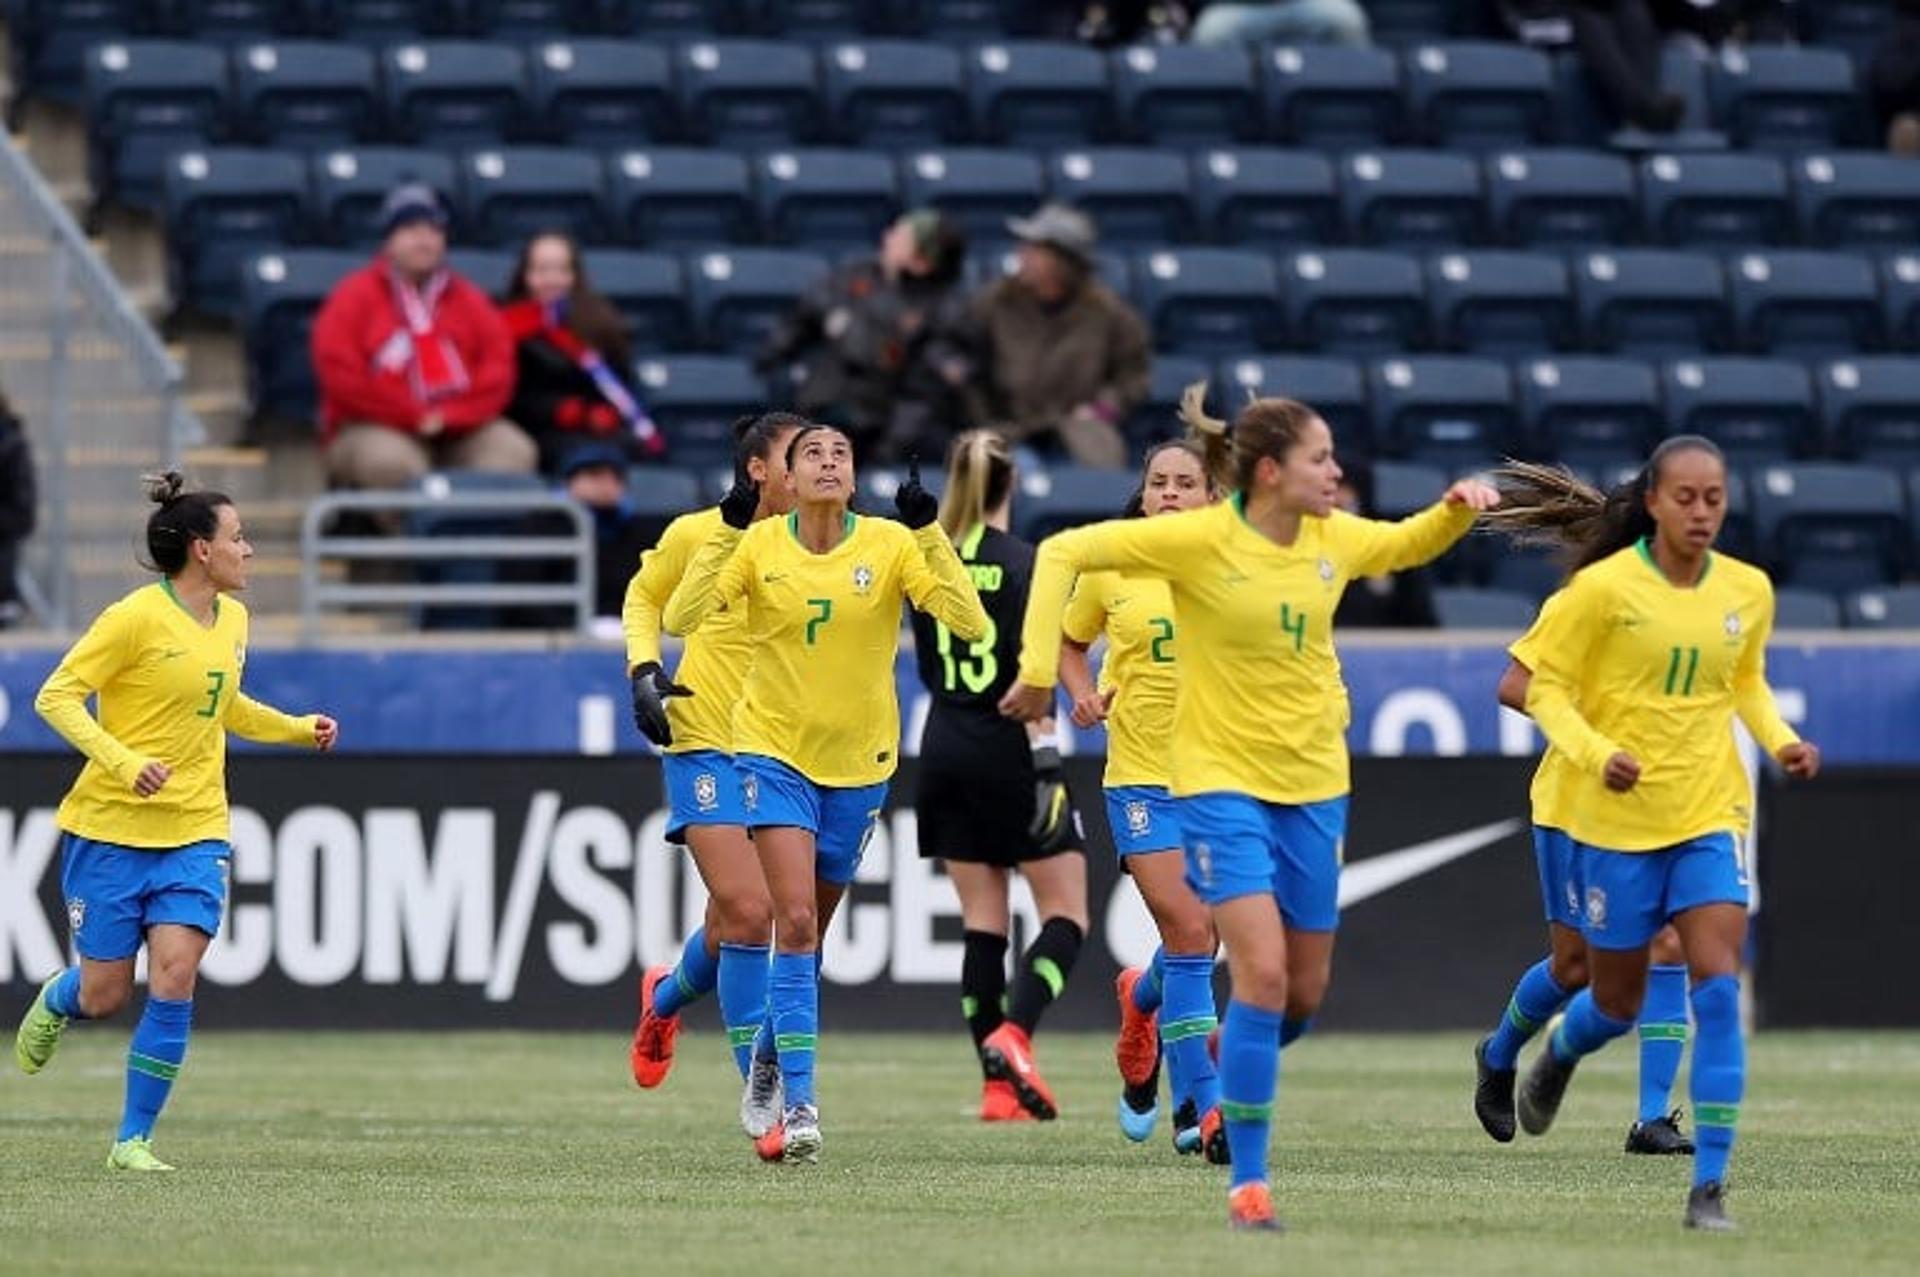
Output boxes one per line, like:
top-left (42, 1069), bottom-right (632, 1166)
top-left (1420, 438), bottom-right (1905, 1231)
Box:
top-left (16, 473), bottom-right (337, 1173)
top-left (1484, 439), bottom-right (1820, 1233)
top-left (1003, 393), bottom-right (1497, 1232)
top-left (623, 412), bottom-right (802, 1142)
top-left (664, 425), bottom-right (988, 1163)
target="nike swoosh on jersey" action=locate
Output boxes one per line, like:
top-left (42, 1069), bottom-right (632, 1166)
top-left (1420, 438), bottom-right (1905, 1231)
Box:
top-left (1336, 818), bottom-right (1525, 909)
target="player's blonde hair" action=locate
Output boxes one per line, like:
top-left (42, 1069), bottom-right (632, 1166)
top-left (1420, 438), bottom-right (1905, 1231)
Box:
top-left (1178, 381), bottom-right (1322, 494)
top-left (937, 430), bottom-right (1015, 543)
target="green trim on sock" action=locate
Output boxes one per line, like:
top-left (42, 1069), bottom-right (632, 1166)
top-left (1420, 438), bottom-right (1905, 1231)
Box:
top-left (673, 967), bottom-right (699, 1000)
top-left (1032, 957), bottom-right (1065, 999)
top-left (960, 996), bottom-right (979, 1018)
top-left (1638, 1023), bottom-right (1690, 1041)
top-left (774, 1033), bottom-right (817, 1053)
top-left (127, 1052), bottom-right (180, 1081)
top-left (727, 1025), bottom-right (760, 1047)
top-left (1695, 1102), bottom-right (1739, 1128)
top-left (1505, 998), bottom-right (1538, 1034)
top-left (1161, 1016), bottom-right (1217, 1043)
top-left (1220, 1100), bottom-right (1274, 1123)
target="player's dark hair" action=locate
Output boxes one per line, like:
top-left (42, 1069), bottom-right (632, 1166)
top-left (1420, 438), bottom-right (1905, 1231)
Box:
top-left (938, 429), bottom-right (1013, 541)
top-left (733, 411), bottom-right (808, 468)
top-left (1122, 382), bottom-right (1233, 516)
top-left (1486, 436), bottom-right (1727, 573)
top-left (1177, 380), bottom-right (1320, 495)
top-left (140, 470), bottom-right (232, 576)
top-left (783, 422), bottom-right (852, 471)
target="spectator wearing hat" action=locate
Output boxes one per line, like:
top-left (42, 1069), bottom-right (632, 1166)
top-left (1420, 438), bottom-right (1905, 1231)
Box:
top-left (310, 182), bottom-right (531, 491)
top-left (760, 209), bottom-right (973, 465)
top-left (966, 203), bottom-right (1150, 470)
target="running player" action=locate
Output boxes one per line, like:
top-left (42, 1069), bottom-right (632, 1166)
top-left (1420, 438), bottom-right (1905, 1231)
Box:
top-left (624, 412), bottom-right (803, 1142)
top-left (1002, 393), bottom-right (1496, 1231)
top-left (664, 426), bottom-right (987, 1163)
top-left (1485, 443), bottom-right (1819, 1231)
top-left (910, 430), bottom-right (1087, 1124)
top-left (17, 472), bottom-right (338, 1171)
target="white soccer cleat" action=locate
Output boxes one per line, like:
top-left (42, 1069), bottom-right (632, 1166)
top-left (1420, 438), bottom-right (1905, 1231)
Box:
top-left (741, 1053), bottom-right (784, 1139)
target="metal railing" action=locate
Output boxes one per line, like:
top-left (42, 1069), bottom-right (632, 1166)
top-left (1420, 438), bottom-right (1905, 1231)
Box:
top-left (300, 490), bottom-right (597, 639)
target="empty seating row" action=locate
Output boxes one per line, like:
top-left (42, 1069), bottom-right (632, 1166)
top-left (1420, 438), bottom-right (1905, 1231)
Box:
top-left (1430, 583), bottom-right (1920, 630)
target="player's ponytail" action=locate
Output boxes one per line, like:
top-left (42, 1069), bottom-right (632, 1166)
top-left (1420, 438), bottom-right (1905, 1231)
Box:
top-left (733, 410), bottom-right (808, 468)
top-left (937, 429), bottom-right (1013, 543)
top-left (1178, 383), bottom-right (1321, 496)
top-left (140, 471), bottom-right (231, 576)
top-left (1486, 436), bottom-right (1725, 574)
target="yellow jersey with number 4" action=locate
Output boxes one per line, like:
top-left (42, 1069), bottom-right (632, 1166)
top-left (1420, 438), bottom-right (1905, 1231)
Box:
top-left (1523, 541), bottom-right (1797, 852)
top-left (621, 505), bottom-right (754, 755)
top-left (1063, 570), bottom-right (1178, 789)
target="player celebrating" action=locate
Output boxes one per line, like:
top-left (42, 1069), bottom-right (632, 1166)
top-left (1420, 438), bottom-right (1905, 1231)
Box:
top-left (910, 430), bottom-right (1087, 1123)
top-left (1002, 393), bottom-right (1496, 1231)
top-left (17, 472), bottom-right (338, 1172)
top-left (624, 412), bottom-right (803, 1141)
top-left (664, 426), bottom-right (987, 1163)
top-left (1485, 442), bottom-right (1819, 1232)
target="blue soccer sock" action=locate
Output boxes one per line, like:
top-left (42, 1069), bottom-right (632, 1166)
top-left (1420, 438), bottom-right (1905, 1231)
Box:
top-left (1132, 947), bottom-right (1165, 1015)
top-left (43, 966), bottom-right (88, 1020)
top-left (769, 951), bottom-right (818, 1109)
top-left (1637, 964), bottom-right (1690, 1122)
top-left (118, 997), bottom-right (192, 1141)
top-left (1280, 1016), bottom-right (1313, 1048)
top-left (652, 926), bottom-right (719, 1019)
top-left (1550, 989), bottom-right (1635, 1064)
top-left (1689, 975), bottom-right (1743, 1188)
top-left (1161, 954), bottom-right (1220, 1116)
top-left (718, 942), bottom-right (771, 1080)
top-left (1218, 1000), bottom-right (1283, 1189)
top-left (1484, 958), bottom-right (1572, 1071)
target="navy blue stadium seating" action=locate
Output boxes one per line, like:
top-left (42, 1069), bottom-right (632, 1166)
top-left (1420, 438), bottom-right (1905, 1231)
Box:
top-left (163, 147), bottom-right (312, 317)
top-left (1751, 462), bottom-right (1908, 592)
top-left (1109, 43), bottom-right (1258, 146)
top-left (1219, 355), bottom-right (1368, 443)
top-left (755, 148), bottom-right (899, 251)
top-left (1128, 353), bottom-right (1210, 448)
top-left (1818, 357), bottom-right (1920, 465)
top-left (581, 249), bottom-right (688, 351)
top-left (9, 0), bottom-right (149, 110)
top-left (1425, 251), bottom-right (1575, 355)
top-left (381, 41), bottom-right (529, 147)
top-left (1367, 459), bottom-right (1449, 518)
top-left (1774, 587), bottom-right (1842, 630)
top-left (1340, 149), bottom-right (1483, 247)
top-left (1727, 250), bottom-right (1883, 358)
top-left (1639, 151), bottom-right (1789, 247)
top-left (1661, 357), bottom-right (1816, 462)
top-left (527, 38), bottom-right (675, 147)
top-left (1707, 45), bottom-right (1860, 153)
top-left (1258, 44), bottom-right (1400, 150)
top-left (1805, 1), bottom-right (1895, 70)
top-left (172, 0), bottom-right (295, 38)
top-left (1133, 249), bottom-right (1282, 357)
top-left (631, 354), bottom-right (765, 468)
top-left (1404, 41), bottom-right (1554, 151)
top-left (967, 40), bottom-right (1109, 147)
top-left (317, 0), bottom-right (467, 44)
top-left (686, 247), bottom-right (830, 352)
top-left (822, 38), bottom-right (966, 146)
top-left (606, 148), bottom-right (754, 247)
top-left (311, 146), bottom-right (458, 244)
top-left (1791, 152), bottom-right (1920, 248)
top-left (444, 246), bottom-right (515, 291)
top-left (1843, 585), bottom-right (1920, 630)
top-left (470, 0), bottom-right (601, 37)
top-left (1045, 148), bottom-right (1193, 244)
top-left (1432, 587), bottom-right (1536, 630)
top-left (1880, 254), bottom-right (1920, 351)
top-left (1483, 148), bottom-right (1635, 247)
top-left (1514, 356), bottom-right (1662, 467)
top-left (898, 148), bottom-right (1043, 244)
top-left (84, 40), bottom-right (230, 210)
top-left (239, 247), bottom-right (361, 423)
top-left (599, 0), bottom-right (753, 35)
top-left (1368, 356), bottom-right (1516, 465)
top-left (1190, 148), bottom-right (1337, 247)
top-left (1283, 249), bottom-right (1428, 355)
top-left (458, 146), bottom-right (609, 246)
top-left (675, 39), bottom-right (823, 148)
top-left (1015, 465), bottom-right (1137, 541)
top-left (1574, 249), bottom-right (1729, 356)
top-left (231, 40), bottom-right (379, 147)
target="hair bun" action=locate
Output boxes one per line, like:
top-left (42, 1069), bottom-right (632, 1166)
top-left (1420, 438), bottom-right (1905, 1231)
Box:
top-left (140, 470), bottom-right (186, 505)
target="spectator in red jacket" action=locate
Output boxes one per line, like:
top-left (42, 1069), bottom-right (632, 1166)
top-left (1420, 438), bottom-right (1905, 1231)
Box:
top-left (311, 182), bottom-right (532, 490)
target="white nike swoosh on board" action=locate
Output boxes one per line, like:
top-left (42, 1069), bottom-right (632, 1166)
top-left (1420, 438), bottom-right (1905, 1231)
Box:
top-left (1336, 818), bottom-right (1525, 909)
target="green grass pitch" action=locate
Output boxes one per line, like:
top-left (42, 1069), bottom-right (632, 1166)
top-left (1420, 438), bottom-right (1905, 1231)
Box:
top-left (4, 1028), bottom-right (1918, 1275)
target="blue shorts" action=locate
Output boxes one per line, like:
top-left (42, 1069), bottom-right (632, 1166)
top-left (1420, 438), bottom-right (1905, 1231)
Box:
top-left (59, 834), bottom-right (230, 962)
top-left (1105, 785), bottom-right (1183, 859)
top-left (737, 754), bottom-right (887, 886)
top-left (1576, 832), bottom-right (1749, 951)
top-left (1177, 792), bottom-right (1350, 931)
top-left (662, 749), bottom-right (749, 843)
top-left (1534, 826), bottom-right (1582, 930)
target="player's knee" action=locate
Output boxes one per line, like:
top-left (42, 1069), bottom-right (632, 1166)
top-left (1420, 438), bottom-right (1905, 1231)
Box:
top-left (1161, 909), bottom-right (1214, 956)
top-left (716, 892), bottom-right (774, 944)
top-left (773, 901), bottom-right (818, 951)
top-left (1550, 951), bottom-right (1589, 990)
top-left (1286, 962), bottom-right (1331, 1017)
top-left (1592, 984), bottom-right (1643, 1022)
top-left (1235, 953), bottom-right (1288, 1007)
top-left (147, 955), bottom-right (200, 1000)
top-left (1650, 927), bottom-right (1686, 966)
top-left (79, 977), bottom-right (132, 1019)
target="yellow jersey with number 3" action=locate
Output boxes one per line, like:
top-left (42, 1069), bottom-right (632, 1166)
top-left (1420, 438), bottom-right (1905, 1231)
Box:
top-left (35, 583), bottom-right (316, 848)
top-left (1063, 570), bottom-right (1178, 789)
top-left (664, 512), bottom-right (988, 787)
top-left (621, 506), bottom-right (753, 755)
top-left (1523, 541), bottom-right (1797, 852)
top-left (1021, 495), bottom-right (1476, 804)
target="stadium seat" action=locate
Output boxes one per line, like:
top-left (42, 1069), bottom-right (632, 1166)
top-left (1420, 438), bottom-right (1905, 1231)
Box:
top-left (84, 40), bottom-right (231, 210)
top-left (238, 248), bottom-right (361, 423)
top-left (526, 39), bottom-right (675, 148)
top-left (1404, 41), bottom-right (1555, 151)
top-left (314, 0), bottom-right (467, 43)
top-left (1483, 546), bottom-right (1561, 600)
top-left (1727, 250), bottom-right (1883, 358)
top-left (1367, 459), bottom-right (1449, 518)
top-left (1190, 148), bottom-right (1337, 247)
top-left (755, 149), bottom-right (899, 252)
top-left (1258, 44), bottom-right (1401, 151)
top-left (1364, 0), bottom-right (1459, 43)
top-left (1707, 45), bottom-right (1861, 153)
top-left (859, 463), bottom-right (946, 509)
top-left (163, 148), bottom-right (312, 317)
top-left (170, 0), bottom-right (297, 38)
top-left (1885, 254), bottom-right (1920, 352)
top-left (9, 0), bottom-right (149, 111)
top-left (1045, 148), bottom-right (1194, 245)
top-left (607, 149), bottom-right (755, 248)
top-left (763, 0), bottom-right (895, 36)
top-left (1774, 587), bottom-right (1842, 630)
top-left (1128, 353), bottom-right (1211, 447)
top-left (1219, 355), bottom-right (1368, 443)
top-left (623, 467), bottom-right (707, 550)
top-left (1015, 465), bottom-right (1138, 541)
top-left (1109, 43), bottom-right (1259, 146)
top-left (1805, 0), bottom-right (1896, 71)
top-left (1661, 357), bottom-right (1816, 462)
top-left (381, 42), bottom-right (529, 147)
top-left (1553, 41), bottom-right (1726, 151)
top-left (822, 39), bottom-right (966, 147)
top-left (468, 0), bottom-right (599, 37)
top-left (633, 355), bottom-right (767, 468)
top-left (1339, 150), bottom-right (1483, 247)
top-left (1515, 356), bottom-right (1662, 467)
top-left (1283, 249), bottom-right (1428, 356)
top-left (458, 146), bottom-right (609, 246)
top-left (1791, 152), bottom-right (1920, 248)
top-left (1842, 585), bottom-right (1920, 630)
top-left (979, 244), bottom-right (1134, 300)
top-left (676, 39), bottom-right (823, 148)
top-left (1368, 356), bottom-right (1517, 465)
top-left (1431, 587), bottom-right (1537, 630)
top-left (967, 41), bottom-right (1110, 148)
top-left (1818, 357), bottom-right (1920, 466)
top-left (1574, 249), bottom-right (1729, 356)
top-left (1133, 248), bottom-right (1283, 356)
top-left (1482, 148), bottom-right (1635, 248)
top-left (406, 470), bottom-right (554, 632)
top-left (1638, 152), bottom-right (1790, 248)
top-left (686, 247), bottom-right (830, 353)
top-left (1750, 461), bottom-right (1908, 592)
top-left (581, 249), bottom-right (690, 352)
top-left (598, 0), bottom-right (754, 35)
top-left (311, 147), bottom-right (459, 245)
top-left (444, 247), bottom-right (516, 293)
top-left (231, 41), bottom-right (379, 148)
top-left (915, 0), bottom-right (1036, 38)
top-left (1425, 251), bottom-right (1575, 355)
top-left (898, 149), bottom-right (1045, 245)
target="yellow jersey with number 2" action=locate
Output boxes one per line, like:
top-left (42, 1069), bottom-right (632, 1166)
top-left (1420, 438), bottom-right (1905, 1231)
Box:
top-left (1062, 571), bottom-right (1179, 790)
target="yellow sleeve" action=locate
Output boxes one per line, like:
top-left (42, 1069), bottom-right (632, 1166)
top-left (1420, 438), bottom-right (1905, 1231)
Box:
top-left (33, 604), bottom-right (147, 786)
top-left (901, 525), bottom-right (989, 641)
top-left (662, 523), bottom-right (747, 637)
top-left (1733, 584), bottom-right (1798, 756)
top-left (1522, 575), bottom-right (1621, 776)
top-left (1507, 587), bottom-right (1568, 672)
top-left (1018, 516), bottom-right (1203, 686)
top-left (1335, 501), bottom-right (1478, 579)
top-left (225, 692), bottom-right (319, 746)
top-left (1061, 571), bottom-right (1111, 645)
top-left (621, 517), bottom-right (694, 670)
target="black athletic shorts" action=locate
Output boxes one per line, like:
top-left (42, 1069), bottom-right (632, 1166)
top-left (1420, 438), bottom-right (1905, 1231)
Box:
top-left (914, 707), bottom-right (1084, 866)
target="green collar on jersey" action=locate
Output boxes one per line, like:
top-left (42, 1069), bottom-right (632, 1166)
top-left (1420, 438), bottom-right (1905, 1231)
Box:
top-left (786, 509), bottom-right (856, 551)
top-left (1635, 536), bottom-right (1713, 588)
top-left (960, 523), bottom-right (987, 561)
top-left (160, 578), bottom-right (218, 627)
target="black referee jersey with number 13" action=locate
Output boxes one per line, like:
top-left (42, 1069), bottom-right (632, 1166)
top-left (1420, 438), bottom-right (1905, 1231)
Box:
top-left (910, 523), bottom-right (1031, 751)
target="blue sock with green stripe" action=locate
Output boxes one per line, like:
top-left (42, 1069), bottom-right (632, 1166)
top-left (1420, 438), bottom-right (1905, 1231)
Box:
top-left (1219, 1000), bottom-right (1283, 1189)
top-left (1132, 947), bottom-right (1165, 1015)
top-left (43, 966), bottom-right (87, 1020)
top-left (718, 942), bottom-right (770, 1080)
top-left (1689, 975), bottom-right (1742, 1187)
top-left (1551, 989), bottom-right (1634, 1064)
top-left (1637, 964), bottom-right (1690, 1122)
top-left (118, 996), bottom-right (191, 1141)
top-left (1484, 958), bottom-right (1570, 1070)
top-left (769, 951), bottom-right (818, 1108)
top-left (1161, 953), bottom-right (1220, 1115)
top-left (652, 926), bottom-right (718, 1019)
top-left (1007, 917), bottom-right (1083, 1034)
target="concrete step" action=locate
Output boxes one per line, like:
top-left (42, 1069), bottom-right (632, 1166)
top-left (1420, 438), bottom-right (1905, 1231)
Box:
top-left (180, 445), bottom-right (271, 502)
top-left (71, 551), bottom-right (314, 618)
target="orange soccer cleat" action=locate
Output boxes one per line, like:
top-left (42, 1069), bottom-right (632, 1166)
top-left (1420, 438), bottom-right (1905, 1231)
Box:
top-left (628, 965), bottom-right (681, 1089)
top-left (1113, 968), bottom-right (1161, 1089)
top-left (1199, 1106), bottom-right (1229, 1165)
top-left (980, 1023), bottom-right (1058, 1121)
top-left (1227, 1182), bottom-right (1282, 1232)
top-left (979, 1078), bottom-right (1034, 1122)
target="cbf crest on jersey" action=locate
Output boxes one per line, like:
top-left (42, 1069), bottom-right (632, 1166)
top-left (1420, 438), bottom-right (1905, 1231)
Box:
top-left (852, 563), bottom-right (875, 595)
top-left (694, 772), bottom-right (719, 812)
top-left (1724, 609), bottom-right (1743, 639)
top-left (1125, 800), bottom-right (1152, 838)
top-left (1317, 557), bottom-right (1335, 584)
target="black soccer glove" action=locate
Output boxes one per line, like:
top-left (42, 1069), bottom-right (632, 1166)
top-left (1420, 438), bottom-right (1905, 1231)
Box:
top-left (1029, 744), bottom-right (1075, 854)
top-left (719, 457), bottom-right (760, 530)
top-left (630, 661), bottom-right (693, 747)
top-left (895, 452), bottom-right (939, 530)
